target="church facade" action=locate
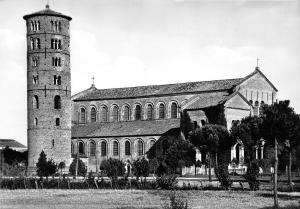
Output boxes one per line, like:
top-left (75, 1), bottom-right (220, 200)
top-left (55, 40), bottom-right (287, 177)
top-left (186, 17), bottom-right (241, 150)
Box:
top-left (24, 6), bottom-right (278, 173)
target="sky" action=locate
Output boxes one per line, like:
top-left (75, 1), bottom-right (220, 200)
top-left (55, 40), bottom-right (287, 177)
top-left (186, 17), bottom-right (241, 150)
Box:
top-left (0, 0), bottom-right (299, 146)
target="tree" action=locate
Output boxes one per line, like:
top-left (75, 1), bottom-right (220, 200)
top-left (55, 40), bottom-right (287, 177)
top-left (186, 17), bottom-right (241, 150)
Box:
top-left (189, 124), bottom-right (232, 181)
top-left (69, 157), bottom-right (87, 176)
top-left (58, 161), bottom-right (66, 176)
top-left (261, 100), bottom-right (300, 190)
top-left (132, 157), bottom-right (150, 181)
top-left (164, 139), bottom-right (196, 175)
top-left (36, 150), bottom-right (57, 179)
top-left (149, 158), bottom-right (159, 175)
top-left (100, 158), bottom-right (125, 183)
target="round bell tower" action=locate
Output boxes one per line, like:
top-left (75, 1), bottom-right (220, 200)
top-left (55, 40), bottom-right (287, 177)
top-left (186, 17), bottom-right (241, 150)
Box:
top-left (23, 5), bottom-right (72, 172)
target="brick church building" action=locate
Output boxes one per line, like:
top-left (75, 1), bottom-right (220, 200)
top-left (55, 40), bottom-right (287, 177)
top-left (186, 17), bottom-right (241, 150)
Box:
top-left (24, 5), bottom-right (277, 173)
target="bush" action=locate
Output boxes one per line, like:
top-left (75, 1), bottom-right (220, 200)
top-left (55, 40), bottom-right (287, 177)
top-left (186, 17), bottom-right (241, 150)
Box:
top-left (69, 157), bottom-right (87, 176)
top-left (132, 157), bottom-right (150, 181)
top-left (100, 158), bottom-right (125, 183)
top-left (155, 174), bottom-right (178, 190)
top-left (215, 164), bottom-right (232, 189)
top-left (244, 161), bottom-right (260, 190)
top-left (36, 151), bottom-right (57, 178)
top-left (162, 191), bottom-right (190, 209)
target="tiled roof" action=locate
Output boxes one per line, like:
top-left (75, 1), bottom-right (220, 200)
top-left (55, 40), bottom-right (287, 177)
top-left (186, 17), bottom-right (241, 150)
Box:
top-left (0, 139), bottom-right (26, 149)
top-left (71, 119), bottom-right (181, 138)
top-left (73, 78), bottom-right (243, 101)
top-left (23, 5), bottom-right (72, 20)
top-left (183, 92), bottom-right (229, 110)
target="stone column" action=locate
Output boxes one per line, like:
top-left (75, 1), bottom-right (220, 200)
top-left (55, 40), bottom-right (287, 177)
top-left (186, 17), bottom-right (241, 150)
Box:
top-left (255, 146), bottom-right (258, 159)
top-left (260, 146), bottom-right (264, 159)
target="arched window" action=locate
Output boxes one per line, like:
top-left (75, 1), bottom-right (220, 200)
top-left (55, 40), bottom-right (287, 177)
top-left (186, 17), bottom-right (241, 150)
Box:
top-left (170, 102), bottom-right (178, 119)
top-left (111, 105), bottom-right (119, 122)
top-left (113, 141), bottom-right (119, 156)
top-left (146, 104), bottom-right (153, 120)
top-left (58, 21), bottom-right (62, 32)
top-left (90, 107), bottom-right (97, 122)
top-left (137, 139), bottom-right (144, 156)
top-left (125, 141), bottom-right (131, 156)
top-left (57, 76), bottom-right (61, 85)
top-left (100, 106), bottom-right (108, 122)
top-left (54, 95), bottom-right (61, 109)
top-left (253, 101), bottom-right (259, 116)
top-left (33, 95), bottom-right (39, 109)
top-left (55, 118), bottom-right (60, 126)
top-left (78, 141), bottom-right (84, 155)
top-left (34, 117), bottom-right (38, 126)
top-left (135, 105), bottom-right (142, 120)
top-left (36, 38), bottom-right (40, 49)
top-left (30, 39), bottom-right (34, 50)
top-left (101, 141), bottom-right (107, 156)
top-left (89, 141), bottom-right (96, 156)
top-left (158, 103), bottom-right (165, 119)
top-left (37, 21), bottom-right (40, 31)
top-left (123, 105), bottom-right (130, 121)
top-left (149, 140), bottom-right (155, 148)
top-left (80, 108), bottom-right (86, 123)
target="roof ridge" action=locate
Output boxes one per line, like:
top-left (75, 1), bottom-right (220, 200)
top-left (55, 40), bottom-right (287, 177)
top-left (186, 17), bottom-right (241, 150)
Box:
top-left (93, 77), bottom-right (243, 91)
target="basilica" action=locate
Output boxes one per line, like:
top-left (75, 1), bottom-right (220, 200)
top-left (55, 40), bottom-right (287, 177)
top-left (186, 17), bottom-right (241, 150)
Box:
top-left (23, 5), bottom-right (277, 174)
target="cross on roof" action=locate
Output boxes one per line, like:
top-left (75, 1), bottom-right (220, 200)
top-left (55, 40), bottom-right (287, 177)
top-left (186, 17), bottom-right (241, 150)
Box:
top-left (92, 76), bottom-right (95, 85)
top-left (256, 57), bottom-right (260, 67)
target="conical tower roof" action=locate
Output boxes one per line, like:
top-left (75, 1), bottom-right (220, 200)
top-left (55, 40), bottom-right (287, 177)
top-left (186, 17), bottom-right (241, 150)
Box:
top-left (23, 5), bottom-right (72, 20)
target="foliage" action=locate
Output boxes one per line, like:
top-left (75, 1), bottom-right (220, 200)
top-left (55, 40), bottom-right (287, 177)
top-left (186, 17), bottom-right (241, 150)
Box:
top-left (36, 151), bottom-right (57, 178)
top-left (164, 139), bottom-right (196, 174)
top-left (162, 191), bottom-right (190, 209)
top-left (215, 164), bottom-right (232, 189)
top-left (149, 158), bottom-right (159, 174)
top-left (5, 162), bottom-right (27, 177)
top-left (69, 156), bottom-right (87, 176)
top-left (100, 158), bottom-right (125, 182)
top-left (244, 161), bottom-right (260, 191)
top-left (155, 174), bottom-right (178, 190)
top-left (58, 161), bottom-right (66, 173)
top-left (132, 157), bottom-right (150, 181)
top-left (3, 146), bottom-right (28, 165)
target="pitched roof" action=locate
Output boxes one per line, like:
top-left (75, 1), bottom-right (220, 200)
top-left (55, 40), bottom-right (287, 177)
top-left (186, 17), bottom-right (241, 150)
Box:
top-left (23, 5), bottom-right (72, 20)
top-left (73, 78), bottom-right (243, 101)
top-left (71, 119), bottom-right (181, 138)
top-left (0, 139), bottom-right (26, 149)
top-left (182, 92), bottom-right (229, 110)
top-left (235, 67), bottom-right (278, 92)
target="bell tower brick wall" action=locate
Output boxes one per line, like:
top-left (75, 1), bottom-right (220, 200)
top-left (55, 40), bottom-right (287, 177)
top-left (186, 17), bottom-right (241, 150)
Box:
top-left (24, 6), bottom-right (72, 171)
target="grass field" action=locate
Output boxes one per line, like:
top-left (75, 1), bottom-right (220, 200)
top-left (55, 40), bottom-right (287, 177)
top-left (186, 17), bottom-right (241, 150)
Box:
top-left (0, 189), bottom-right (299, 209)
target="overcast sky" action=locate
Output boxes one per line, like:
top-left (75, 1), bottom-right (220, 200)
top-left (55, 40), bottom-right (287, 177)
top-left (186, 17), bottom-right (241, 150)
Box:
top-left (0, 0), bottom-right (299, 146)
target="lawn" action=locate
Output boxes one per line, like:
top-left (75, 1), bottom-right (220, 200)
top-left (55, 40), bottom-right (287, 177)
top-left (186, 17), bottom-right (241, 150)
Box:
top-left (0, 189), bottom-right (299, 209)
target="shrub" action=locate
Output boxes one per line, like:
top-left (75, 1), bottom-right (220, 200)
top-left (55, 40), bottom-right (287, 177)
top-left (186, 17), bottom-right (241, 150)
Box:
top-left (244, 161), bottom-right (260, 190)
top-left (36, 151), bottom-right (57, 178)
top-left (132, 157), bottom-right (150, 181)
top-left (100, 158), bottom-right (125, 183)
top-left (69, 156), bottom-right (87, 176)
top-left (215, 164), bottom-right (232, 189)
top-left (162, 191), bottom-right (190, 209)
top-left (155, 174), bottom-right (178, 190)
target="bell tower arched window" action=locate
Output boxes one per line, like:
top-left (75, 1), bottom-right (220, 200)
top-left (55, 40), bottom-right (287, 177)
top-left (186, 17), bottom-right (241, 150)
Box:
top-left (33, 95), bottom-right (39, 109)
top-left (54, 95), bottom-right (61, 109)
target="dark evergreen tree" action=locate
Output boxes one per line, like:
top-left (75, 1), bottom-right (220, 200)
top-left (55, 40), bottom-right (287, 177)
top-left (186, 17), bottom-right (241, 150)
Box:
top-left (69, 157), bottom-right (87, 176)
